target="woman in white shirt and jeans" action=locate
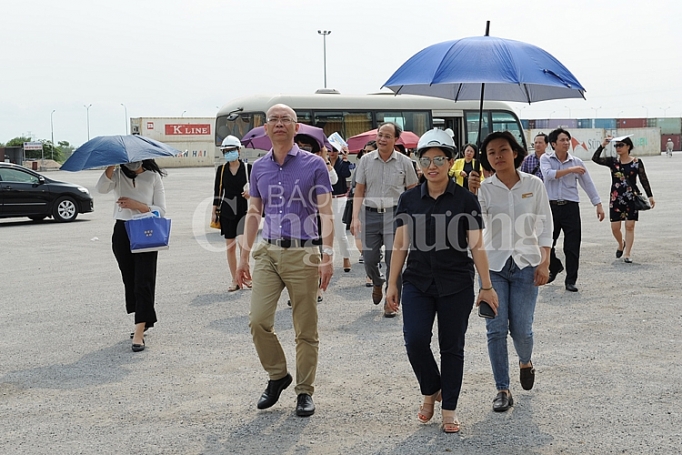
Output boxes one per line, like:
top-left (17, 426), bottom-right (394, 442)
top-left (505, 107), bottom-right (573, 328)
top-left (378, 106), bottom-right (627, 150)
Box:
top-left (470, 131), bottom-right (553, 413)
top-left (97, 160), bottom-right (167, 352)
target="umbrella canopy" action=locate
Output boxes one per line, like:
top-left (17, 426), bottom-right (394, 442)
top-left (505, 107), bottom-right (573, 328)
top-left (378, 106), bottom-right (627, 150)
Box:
top-left (346, 129), bottom-right (420, 154)
top-left (241, 124), bottom-right (333, 151)
top-left (383, 35), bottom-right (586, 103)
top-left (61, 135), bottom-right (179, 171)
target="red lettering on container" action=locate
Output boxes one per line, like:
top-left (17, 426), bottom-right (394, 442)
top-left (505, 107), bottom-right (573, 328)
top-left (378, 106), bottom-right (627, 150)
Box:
top-left (165, 124), bottom-right (211, 135)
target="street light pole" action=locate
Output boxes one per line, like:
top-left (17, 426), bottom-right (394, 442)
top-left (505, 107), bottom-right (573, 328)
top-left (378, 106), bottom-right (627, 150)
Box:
top-left (50, 109), bottom-right (56, 160)
top-left (121, 103), bottom-right (128, 135)
top-left (642, 106), bottom-right (649, 118)
top-left (84, 104), bottom-right (92, 140)
top-left (181, 110), bottom-right (187, 118)
top-left (317, 30), bottom-right (331, 88)
top-left (592, 106), bottom-right (601, 128)
top-left (564, 105), bottom-right (571, 118)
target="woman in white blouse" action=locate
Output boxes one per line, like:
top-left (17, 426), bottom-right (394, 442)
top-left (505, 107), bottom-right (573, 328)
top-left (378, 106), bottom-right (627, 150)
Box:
top-left (471, 131), bottom-right (552, 413)
top-left (96, 160), bottom-right (167, 352)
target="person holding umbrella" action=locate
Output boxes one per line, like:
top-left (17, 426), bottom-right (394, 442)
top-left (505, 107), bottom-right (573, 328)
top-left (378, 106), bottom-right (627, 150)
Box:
top-left (469, 131), bottom-right (552, 412)
top-left (386, 128), bottom-right (497, 432)
top-left (591, 136), bottom-right (655, 263)
top-left (96, 160), bottom-right (167, 352)
top-left (212, 135), bottom-right (251, 292)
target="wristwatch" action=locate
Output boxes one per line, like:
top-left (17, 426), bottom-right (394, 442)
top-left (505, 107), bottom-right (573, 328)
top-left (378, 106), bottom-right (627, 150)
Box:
top-left (322, 247), bottom-right (334, 256)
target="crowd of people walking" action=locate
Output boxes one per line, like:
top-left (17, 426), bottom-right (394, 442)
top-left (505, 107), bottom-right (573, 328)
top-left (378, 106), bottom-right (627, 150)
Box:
top-left (104, 104), bottom-right (655, 434)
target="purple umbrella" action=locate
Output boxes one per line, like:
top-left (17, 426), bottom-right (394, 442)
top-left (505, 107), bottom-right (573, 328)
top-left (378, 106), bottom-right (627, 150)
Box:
top-left (241, 124), bottom-right (333, 151)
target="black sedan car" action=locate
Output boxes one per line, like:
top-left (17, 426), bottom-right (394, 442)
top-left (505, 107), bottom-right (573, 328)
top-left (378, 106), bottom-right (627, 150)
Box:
top-left (0, 163), bottom-right (94, 222)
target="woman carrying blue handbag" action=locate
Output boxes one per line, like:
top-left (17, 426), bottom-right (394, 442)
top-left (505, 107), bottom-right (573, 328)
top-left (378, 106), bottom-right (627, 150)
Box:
top-left (97, 160), bottom-right (167, 352)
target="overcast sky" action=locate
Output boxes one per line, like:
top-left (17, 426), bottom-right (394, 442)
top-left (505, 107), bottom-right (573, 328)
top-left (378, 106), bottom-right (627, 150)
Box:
top-left (2, 0), bottom-right (680, 147)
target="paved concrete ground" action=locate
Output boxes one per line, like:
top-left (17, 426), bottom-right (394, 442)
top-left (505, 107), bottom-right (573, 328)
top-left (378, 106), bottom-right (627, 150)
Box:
top-left (1, 155), bottom-right (681, 454)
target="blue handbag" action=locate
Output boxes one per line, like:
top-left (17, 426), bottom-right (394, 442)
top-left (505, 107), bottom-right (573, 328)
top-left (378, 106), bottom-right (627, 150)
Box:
top-left (125, 214), bottom-right (171, 253)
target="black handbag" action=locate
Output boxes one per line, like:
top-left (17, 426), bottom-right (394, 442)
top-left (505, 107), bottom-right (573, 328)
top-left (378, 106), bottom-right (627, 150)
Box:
top-left (634, 193), bottom-right (651, 211)
top-left (342, 197), bottom-right (353, 227)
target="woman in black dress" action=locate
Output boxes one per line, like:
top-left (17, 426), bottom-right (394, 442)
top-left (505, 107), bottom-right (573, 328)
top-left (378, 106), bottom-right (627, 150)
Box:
top-left (212, 136), bottom-right (251, 290)
top-left (592, 136), bottom-right (655, 263)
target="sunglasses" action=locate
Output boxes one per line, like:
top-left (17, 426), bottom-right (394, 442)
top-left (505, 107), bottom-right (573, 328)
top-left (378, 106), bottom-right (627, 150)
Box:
top-left (418, 156), bottom-right (449, 167)
top-left (614, 143), bottom-right (626, 148)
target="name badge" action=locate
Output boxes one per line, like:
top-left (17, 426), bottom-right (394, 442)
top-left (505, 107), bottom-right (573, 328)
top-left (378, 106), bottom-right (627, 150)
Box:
top-left (522, 192), bottom-right (533, 198)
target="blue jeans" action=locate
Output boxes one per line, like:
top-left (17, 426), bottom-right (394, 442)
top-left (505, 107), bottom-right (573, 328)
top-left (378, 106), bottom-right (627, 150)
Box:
top-left (486, 257), bottom-right (538, 391)
top-left (402, 281), bottom-right (474, 410)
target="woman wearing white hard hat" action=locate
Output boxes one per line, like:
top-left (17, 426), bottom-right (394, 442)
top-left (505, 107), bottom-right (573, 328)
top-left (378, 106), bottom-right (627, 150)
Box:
top-left (386, 128), bottom-right (498, 433)
top-left (213, 135), bottom-right (251, 291)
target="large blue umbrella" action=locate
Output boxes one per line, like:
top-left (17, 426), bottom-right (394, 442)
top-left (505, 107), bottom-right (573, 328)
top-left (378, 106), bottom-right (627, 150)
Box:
top-left (61, 135), bottom-right (180, 171)
top-left (383, 24), bottom-right (586, 149)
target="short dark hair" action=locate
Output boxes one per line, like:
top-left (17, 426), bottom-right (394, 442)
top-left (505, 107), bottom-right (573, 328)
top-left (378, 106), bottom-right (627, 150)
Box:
top-left (462, 143), bottom-right (478, 154)
top-left (378, 122), bottom-right (402, 139)
top-left (534, 133), bottom-right (548, 144)
top-left (364, 140), bottom-right (377, 149)
top-left (548, 128), bottom-right (571, 145)
top-left (479, 131), bottom-right (527, 172)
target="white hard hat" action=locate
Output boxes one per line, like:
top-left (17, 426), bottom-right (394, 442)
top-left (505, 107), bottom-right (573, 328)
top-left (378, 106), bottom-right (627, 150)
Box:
top-left (417, 128), bottom-right (456, 155)
top-left (220, 135), bottom-right (241, 150)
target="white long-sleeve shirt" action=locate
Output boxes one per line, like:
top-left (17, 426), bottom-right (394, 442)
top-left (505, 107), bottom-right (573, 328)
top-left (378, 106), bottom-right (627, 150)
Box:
top-left (96, 167), bottom-right (166, 220)
top-left (477, 171), bottom-right (553, 272)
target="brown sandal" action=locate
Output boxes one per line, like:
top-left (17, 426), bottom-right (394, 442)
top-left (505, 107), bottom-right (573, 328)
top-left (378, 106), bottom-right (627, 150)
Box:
top-left (417, 390), bottom-right (442, 423)
top-left (441, 410), bottom-right (460, 433)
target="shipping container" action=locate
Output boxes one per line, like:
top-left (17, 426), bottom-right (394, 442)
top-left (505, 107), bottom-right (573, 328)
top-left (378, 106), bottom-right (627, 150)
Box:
top-left (661, 134), bottom-right (680, 151)
top-left (130, 116), bottom-right (216, 167)
top-left (656, 118), bottom-right (682, 135)
top-left (577, 118), bottom-right (592, 128)
top-left (535, 119), bottom-right (549, 129)
top-left (527, 119), bottom-right (536, 129)
top-left (615, 127), bottom-right (660, 156)
top-left (594, 118), bottom-right (617, 129)
top-left (548, 119), bottom-right (578, 128)
top-left (617, 118), bottom-right (647, 128)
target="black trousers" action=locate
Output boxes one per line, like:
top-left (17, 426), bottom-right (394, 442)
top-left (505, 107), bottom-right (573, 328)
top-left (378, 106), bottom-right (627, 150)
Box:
top-left (549, 202), bottom-right (581, 285)
top-left (112, 220), bottom-right (158, 327)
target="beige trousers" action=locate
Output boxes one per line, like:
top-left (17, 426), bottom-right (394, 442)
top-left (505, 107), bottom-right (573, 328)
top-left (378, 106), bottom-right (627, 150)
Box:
top-left (249, 242), bottom-right (320, 395)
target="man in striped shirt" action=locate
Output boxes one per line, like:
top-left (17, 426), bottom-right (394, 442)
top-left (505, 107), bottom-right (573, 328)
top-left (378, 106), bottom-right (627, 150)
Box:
top-left (520, 133), bottom-right (548, 180)
top-left (237, 104), bottom-right (334, 417)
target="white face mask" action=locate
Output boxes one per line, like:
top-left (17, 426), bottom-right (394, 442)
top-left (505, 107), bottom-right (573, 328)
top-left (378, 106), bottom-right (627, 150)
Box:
top-left (123, 161), bottom-right (142, 171)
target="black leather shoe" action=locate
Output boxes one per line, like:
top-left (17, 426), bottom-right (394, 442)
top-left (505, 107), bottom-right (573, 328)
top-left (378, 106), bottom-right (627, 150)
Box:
top-left (131, 340), bottom-right (145, 352)
top-left (257, 373), bottom-right (292, 409)
top-left (565, 283), bottom-right (578, 292)
top-left (492, 391), bottom-right (513, 412)
top-left (547, 265), bottom-right (564, 284)
top-left (296, 393), bottom-right (315, 417)
top-left (520, 364), bottom-right (535, 390)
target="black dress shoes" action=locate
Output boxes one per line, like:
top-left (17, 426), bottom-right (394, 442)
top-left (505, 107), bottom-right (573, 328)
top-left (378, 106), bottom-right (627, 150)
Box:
top-left (520, 364), bottom-right (535, 390)
top-left (565, 283), bottom-right (578, 292)
top-left (547, 265), bottom-right (564, 284)
top-left (257, 373), bottom-right (292, 409)
top-left (296, 393), bottom-right (315, 417)
top-left (131, 340), bottom-right (145, 352)
top-left (492, 391), bottom-right (513, 412)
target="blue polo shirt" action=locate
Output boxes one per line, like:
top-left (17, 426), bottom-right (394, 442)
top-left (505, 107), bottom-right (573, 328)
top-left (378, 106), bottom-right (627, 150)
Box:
top-left (395, 179), bottom-right (483, 296)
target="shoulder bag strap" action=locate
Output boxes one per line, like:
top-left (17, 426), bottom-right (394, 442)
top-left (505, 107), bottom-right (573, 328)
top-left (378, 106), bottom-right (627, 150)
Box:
top-left (219, 164), bottom-right (226, 202)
